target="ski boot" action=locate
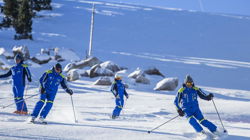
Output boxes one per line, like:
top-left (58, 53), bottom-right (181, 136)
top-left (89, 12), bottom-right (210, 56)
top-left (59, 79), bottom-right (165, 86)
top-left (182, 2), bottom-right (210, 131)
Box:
top-left (13, 110), bottom-right (21, 114)
top-left (38, 117), bottom-right (47, 124)
top-left (30, 116), bottom-right (36, 123)
top-left (112, 115), bottom-right (118, 119)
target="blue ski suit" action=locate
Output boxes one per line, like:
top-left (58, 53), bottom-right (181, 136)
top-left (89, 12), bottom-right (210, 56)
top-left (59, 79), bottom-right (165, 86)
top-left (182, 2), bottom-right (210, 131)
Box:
top-left (111, 80), bottom-right (128, 117)
top-left (31, 68), bottom-right (70, 119)
top-left (0, 62), bottom-right (31, 112)
top-left (174, 84), bottom-right (217, 133)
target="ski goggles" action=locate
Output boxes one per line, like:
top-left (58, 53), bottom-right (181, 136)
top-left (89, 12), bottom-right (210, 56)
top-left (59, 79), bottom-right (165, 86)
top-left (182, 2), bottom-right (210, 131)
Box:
top-left (186, 82), bottom-right (193, 86)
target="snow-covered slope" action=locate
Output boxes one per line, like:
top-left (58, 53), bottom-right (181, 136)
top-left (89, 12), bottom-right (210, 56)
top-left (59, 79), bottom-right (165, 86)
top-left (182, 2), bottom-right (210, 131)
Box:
top-left (0, 0), bottom-right (250, 139)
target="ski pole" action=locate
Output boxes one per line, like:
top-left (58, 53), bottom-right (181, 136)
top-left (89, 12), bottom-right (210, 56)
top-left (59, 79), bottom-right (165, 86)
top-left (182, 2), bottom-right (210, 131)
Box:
top-left (70, 95), bottom-right (78, 123)
top-left (147, 115), bottom-right (179, 134)
top-left (21, 82), bottom-right (29, 112)
top-left (212, 99), bottom-right (227, 133)
top-left (122, 98), bottom-right (127, 116)
top-left (2, 93), bottom-right (39, 109)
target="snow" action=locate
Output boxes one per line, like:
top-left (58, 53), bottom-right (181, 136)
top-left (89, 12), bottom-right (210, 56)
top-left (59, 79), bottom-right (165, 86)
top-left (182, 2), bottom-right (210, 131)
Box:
top-left (0, 0), bottom-right (250, 139)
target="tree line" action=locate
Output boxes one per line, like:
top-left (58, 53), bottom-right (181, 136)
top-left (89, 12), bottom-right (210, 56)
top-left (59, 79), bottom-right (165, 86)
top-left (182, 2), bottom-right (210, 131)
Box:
top-left (0, 0), bottom-right (52, 40)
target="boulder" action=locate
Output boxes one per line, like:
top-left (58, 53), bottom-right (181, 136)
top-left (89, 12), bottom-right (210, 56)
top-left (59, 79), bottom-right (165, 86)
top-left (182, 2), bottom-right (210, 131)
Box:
top-left (135, 75), bottom-right (150, 84)
top-left (87, 64), bottom-right (114, 78)
top-left (93, 77), bottom-right (112, 85)
top-left (64, 57), bottom-right (101, 72)
top-left (67, 69), bottom-right (80, 81)
top-left (128, 68), bottom-right (145, 79)
top-left (154, 77), bottom-right (178, 91)
top-left (144, 67), bottom-right (165, 77)
top-left (100, 61), bottom-right (121, 72)
top-left (12, 45), bottom-right (30, 60)
top-left (31, 54), bottom-right (52, 64)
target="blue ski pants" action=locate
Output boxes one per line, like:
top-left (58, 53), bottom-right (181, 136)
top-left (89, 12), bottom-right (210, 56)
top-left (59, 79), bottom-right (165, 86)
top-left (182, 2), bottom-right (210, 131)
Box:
top-left (112, 98), bottom-right (124, 117)
top-left (185, 107), bottom-right (217, 133)
top-left (31, 92), bottom-right (56, 119)
top-left (13, 86), bottom-right (27, 112)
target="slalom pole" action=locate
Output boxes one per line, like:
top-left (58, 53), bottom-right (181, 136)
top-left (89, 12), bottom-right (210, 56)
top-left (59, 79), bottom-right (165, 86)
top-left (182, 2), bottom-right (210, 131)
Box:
top-left (2, 93), bottom-right (39, 109)
top-left (70, 95), bottom-right (78, 123)
top-left (212, 99), bottom-right (227, 133)
top-left (147, 115), bottom-right (179, 134)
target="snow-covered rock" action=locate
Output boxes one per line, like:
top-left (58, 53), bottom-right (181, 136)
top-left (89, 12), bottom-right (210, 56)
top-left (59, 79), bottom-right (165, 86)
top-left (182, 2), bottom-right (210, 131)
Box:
top-left (93, 77), bottom-right (112, 85)
top-left (144, 67), bottom-right (165, 77)
top-left (67, 69), bottom-right (80, 81)
top-left (31, 54), bottom-right (52, 64)
top-left (135, 74), bottom-right (150, 84)
top-left (100, 61), bottom-right (121, 72)
top-left (128, 68), bottom-right (145, 79)
top-left (12, 45), bottom-right (30, 60)
top-left (87, 64), bottom-right (114, 78)
top-left (154, 77), bottom-right (178, 91)
top-left (55, 48), bottom-right (80, 62)
top-left (64, 57), bottom-right (101, 72)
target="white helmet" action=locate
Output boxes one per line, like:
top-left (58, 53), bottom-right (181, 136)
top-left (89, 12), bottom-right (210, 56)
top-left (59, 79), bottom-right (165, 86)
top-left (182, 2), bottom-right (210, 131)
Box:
top-left (114, 73), bottom-right (122, 80)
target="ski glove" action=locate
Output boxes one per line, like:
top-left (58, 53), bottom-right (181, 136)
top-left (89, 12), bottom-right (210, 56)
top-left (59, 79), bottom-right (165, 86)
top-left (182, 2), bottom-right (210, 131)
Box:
top-left (66, 88), bottom-right (73, 95)
top-left (177, 109), bottom-right (185, 117)
top-left (40, 87), bottom-right (45, 94)
top-left (125, 95), bottom-right (129, 99)
top-left (28, 77), bottom-right (32, 82)
top-left (207, 93), bottom-right (214, 101)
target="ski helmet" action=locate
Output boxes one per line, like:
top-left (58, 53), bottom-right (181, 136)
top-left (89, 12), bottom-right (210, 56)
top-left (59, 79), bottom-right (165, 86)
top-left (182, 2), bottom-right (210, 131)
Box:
top-left (54, 63), bottom-right (62, 73)
top-left (14, 53), bottom-right (23, 62)
top-left (184, 75), bottom-right (193, 83)
top-left (114, 73), bottom-right (122, 80)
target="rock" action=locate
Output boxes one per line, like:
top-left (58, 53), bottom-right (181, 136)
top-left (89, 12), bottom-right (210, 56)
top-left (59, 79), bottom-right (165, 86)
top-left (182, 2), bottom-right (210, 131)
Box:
top-left (12, 45), bottom-right (30, 60)
top-left (64, 57), bottom-right (101, 72)
top-left (128, 68), bottom-right (145, 79)
top-left (135, 75), bottom-right (150, 84)
top-left (154, 77), bottom-right (178, 91)
top-left (67, 69), bottom-right (80, 81)
top-left (31, 54), bottom-right (52, 64)
top-left (93, 77), bottom-right (112, 85)
top-left (87, 64), bottom-right (114, 78)
top-left (100, 61), bottom-right (121, 72)
top-left (144, 67), bottom-right (165, 77)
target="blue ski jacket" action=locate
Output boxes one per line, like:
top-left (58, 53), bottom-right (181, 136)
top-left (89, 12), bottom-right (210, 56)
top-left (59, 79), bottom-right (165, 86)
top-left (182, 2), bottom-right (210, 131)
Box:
top-left (174, 84), bottom-right (210, 111)
top-left (0, 62), bottom-right (31, 87)
top-left (111, 80), bottom-right (128, 99)
top-left (40, 68), bottom-right (69, 94)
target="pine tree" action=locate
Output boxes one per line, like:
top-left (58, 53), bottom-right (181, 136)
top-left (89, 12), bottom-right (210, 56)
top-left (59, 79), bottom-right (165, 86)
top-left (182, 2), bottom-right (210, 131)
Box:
top-left (1, 0), bottom-right (18, 27)
top-left (14, 0), bottom-right (33, 40)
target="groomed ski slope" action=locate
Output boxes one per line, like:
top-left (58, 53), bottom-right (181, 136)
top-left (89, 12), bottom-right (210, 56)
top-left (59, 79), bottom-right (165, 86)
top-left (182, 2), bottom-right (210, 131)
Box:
top-left (0, 79), bottom-right (250, 140)
top-left (0, 0), bottom-right (250, 139)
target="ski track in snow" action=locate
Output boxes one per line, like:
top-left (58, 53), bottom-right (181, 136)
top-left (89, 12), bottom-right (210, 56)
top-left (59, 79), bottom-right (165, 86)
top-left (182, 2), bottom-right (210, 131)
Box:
top-left (112, 51), bottom-right (250, 69)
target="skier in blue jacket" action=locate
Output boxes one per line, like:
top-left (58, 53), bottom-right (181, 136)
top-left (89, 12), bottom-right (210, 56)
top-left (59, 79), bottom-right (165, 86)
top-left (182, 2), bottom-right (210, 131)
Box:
top-left (0, 54), bottom-right (32, 115)
top-left (30, 63), bottom-right (73, 123)
top-left (174, 75), bottom-right (219, 135)
top-left (111, 74), bottom-right (129, 119)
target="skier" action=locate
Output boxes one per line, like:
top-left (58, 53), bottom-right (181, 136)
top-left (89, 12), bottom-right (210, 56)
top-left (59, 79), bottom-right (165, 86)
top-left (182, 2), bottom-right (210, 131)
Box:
top-left (30, 63), bottom-right (73, 124)
top-left (111, 74), bottom-right (129, 119)
top-left (0, 54), bottom-right (32, 115)
top-left (174, 75), bottom-right (220, 136)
